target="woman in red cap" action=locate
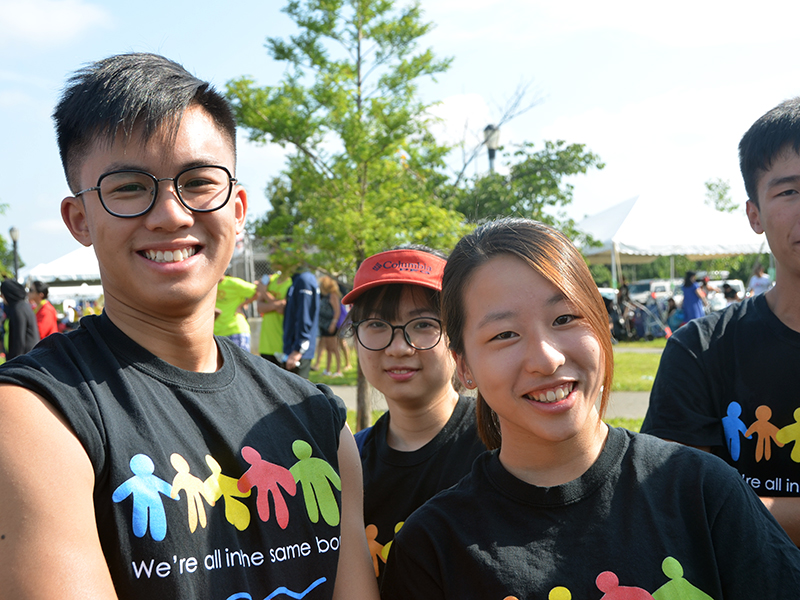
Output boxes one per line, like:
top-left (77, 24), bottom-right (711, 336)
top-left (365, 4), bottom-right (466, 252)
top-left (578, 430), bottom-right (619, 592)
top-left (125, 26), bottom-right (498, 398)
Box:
top-left (343, 245), bottom-right (486, 585)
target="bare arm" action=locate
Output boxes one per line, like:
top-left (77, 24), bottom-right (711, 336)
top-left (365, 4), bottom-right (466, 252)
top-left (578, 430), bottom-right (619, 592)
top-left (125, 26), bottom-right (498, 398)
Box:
top-left (329, 294), bottom-right (342, 334)
top-left (0, 384), bottom-right (118, 598)
top-left (332, 424), bottom-right (380, 600)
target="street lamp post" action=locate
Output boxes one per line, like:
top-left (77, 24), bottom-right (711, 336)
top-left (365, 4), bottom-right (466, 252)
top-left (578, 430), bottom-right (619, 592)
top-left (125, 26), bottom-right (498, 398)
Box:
top-left (9, 226), bottom-right (19, 280)
top-left (483, 124), bottom-right (501, 173)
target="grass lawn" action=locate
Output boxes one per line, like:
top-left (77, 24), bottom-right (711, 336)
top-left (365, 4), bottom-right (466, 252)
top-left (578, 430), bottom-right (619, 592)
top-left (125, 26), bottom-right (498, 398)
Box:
top-left (612, 352), bottom-right (662, 392)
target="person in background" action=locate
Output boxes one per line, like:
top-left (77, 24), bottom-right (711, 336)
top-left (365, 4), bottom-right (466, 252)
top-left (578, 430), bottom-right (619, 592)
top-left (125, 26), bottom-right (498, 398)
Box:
top-left (722, 282), bottom-right (740, 304)
top-left (283, 265), bottom-right (319, 378)
top-left (257, 267), bottom-right (292, 367)
top-left (337, 281), bottom-right (353, 371)
top-left (28, 280), bottom-right (59, 339)
top-left (381, 218), bottom-right (800, 599)
top-left (642, 96), bottom-right (800, 546)
top-left (313, 275), bottom-right (343, 376)
top-left (680, 270), bottom-right (705, 321)
top-left (214, 274), bottom-right (258, 352)
top-left (344, 246), bottom-right (486, 584)
top-left (747, 261), bottom-right (772, 296)
top-left (1, 278), bottom-right (40, 359)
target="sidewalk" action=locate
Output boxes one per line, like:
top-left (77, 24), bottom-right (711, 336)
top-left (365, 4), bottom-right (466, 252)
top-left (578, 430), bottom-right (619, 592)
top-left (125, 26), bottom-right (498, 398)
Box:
top-left (328, 386), bottom-right (650, 420)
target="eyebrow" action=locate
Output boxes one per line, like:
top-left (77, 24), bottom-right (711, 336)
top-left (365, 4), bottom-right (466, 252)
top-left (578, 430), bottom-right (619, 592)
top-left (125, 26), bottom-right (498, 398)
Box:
top-left (99, 158), bottom-right (223, 175)
top-left (765, 174), bottom-right (800, 190)
top-left (475, 291), bottom-right (565, 329)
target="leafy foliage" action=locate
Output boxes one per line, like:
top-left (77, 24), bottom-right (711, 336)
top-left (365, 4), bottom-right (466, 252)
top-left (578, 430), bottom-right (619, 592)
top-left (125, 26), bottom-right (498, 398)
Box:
top-left (454, 141), bottom-right (605, 243)
top-left (704, 177), bottom-right (738, 213)
top-left (226, 0), bottom-right (467, 273)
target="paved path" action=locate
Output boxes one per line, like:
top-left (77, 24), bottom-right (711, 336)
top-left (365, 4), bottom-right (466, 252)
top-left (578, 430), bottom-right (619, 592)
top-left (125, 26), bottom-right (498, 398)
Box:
top-left (328, 386), bottom-right (650, 420)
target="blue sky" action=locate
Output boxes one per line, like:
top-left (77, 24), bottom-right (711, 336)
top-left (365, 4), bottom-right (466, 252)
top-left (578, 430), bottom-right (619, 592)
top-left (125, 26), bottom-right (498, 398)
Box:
top-left (2, 0), bottom-right (799, 269)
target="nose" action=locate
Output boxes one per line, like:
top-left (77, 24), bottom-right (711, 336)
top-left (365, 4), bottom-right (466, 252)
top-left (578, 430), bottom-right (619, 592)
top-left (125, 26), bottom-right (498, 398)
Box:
top-left (144, 178), bottom-right (193, 230)
top-left (384, 326), bottom-right (415, 356)
top-left (524, 335), bottom-right (565, 375)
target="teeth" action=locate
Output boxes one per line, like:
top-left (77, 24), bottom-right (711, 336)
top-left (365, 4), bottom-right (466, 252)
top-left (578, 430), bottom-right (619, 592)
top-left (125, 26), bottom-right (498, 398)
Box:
top-left (532, 384), bottom-right (572, 403)
top-left (144, 247), bottom-right (196, 263)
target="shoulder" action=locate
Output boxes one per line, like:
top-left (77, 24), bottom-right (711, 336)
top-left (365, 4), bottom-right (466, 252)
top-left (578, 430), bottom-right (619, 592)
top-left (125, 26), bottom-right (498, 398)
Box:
top-left (624, 430), bottom-right (740, 487)
top-left (233, 347), bottom-right (346, 412)
top-left (667, 297), bottom-right (756, 352)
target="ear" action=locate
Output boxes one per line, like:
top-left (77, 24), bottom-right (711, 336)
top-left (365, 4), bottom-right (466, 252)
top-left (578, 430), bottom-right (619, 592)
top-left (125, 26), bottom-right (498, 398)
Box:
top-left (233, 185), bottom-right (247, 234)
top-left (453, 349), bottom-right (476, 389)
top-left (746, 200), bottom-right (765, 235)
top-left (61, 196), bottom-right (93, 247)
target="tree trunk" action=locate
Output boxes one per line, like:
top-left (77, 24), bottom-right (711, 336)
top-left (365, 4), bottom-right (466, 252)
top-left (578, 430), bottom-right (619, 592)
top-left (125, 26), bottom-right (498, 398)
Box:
top-left (356, 360), bottom-right (371, 431)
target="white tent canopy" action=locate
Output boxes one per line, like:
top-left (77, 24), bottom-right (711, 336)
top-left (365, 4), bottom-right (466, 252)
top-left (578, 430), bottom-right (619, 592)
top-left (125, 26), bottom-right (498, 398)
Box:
top-left (579, 195), bottom-right (770, 264)
top-left (25, 245), bottom-right (100, 283)
top-left (577, 195), bottom-right (771, 287)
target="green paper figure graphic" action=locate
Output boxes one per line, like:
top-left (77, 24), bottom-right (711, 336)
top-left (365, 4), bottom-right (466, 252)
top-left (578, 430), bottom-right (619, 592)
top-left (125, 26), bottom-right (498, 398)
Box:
top-left (289, 439), bottom-right (341, 526)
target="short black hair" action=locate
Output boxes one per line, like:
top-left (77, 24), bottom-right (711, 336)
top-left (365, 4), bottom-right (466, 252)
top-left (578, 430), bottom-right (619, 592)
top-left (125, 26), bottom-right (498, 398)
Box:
top-left (31, 280), bottom-right (49, 299)
top-left (739, 97), bottom-right (800, 207)
top-left (53, 52), bottom-right (237, 191)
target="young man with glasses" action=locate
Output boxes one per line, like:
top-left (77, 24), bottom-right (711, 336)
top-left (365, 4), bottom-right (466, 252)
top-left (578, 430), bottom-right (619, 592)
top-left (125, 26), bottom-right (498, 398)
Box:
top-left (342, 247), bottom-right (486, 584)
top-left (0, 53), bottom-right (377, 600)
top-left (642, 97), bottom-right (800, 546)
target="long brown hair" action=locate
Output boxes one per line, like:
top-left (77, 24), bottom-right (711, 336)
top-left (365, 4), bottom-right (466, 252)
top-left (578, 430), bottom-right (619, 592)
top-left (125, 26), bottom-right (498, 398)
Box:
top-left (441, 218), bottom-right (614, 450)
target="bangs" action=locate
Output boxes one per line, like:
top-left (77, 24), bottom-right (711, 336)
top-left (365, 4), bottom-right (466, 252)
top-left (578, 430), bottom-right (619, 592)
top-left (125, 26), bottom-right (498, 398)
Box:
top-left (348, 284), bottom-right (439, 323)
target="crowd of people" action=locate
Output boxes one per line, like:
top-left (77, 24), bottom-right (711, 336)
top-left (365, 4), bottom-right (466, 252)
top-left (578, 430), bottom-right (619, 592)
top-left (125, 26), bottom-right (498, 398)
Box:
top-left (1, 51), bottom-right (800, 599)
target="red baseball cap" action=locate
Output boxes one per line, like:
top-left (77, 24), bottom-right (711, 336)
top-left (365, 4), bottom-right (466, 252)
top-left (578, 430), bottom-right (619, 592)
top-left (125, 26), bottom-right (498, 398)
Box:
top-left (342, 248), bottom-right (446, 305)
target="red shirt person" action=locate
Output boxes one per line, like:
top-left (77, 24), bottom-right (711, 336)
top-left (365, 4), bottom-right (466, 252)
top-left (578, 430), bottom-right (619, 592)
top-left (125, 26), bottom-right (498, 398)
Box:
top-left (28, 281), bottom-right (58, 338)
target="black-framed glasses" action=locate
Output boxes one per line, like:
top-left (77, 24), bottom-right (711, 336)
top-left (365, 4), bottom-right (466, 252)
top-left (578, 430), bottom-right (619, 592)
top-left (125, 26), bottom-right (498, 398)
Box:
top-left (353, 317), bottom-right (443, 351)
top-left (73, 165), bottom-right (237, 218)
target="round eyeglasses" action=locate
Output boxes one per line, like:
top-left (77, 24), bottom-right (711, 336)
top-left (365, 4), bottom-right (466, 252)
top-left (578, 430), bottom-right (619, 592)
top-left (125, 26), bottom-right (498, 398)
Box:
top-left (73, 165), bottom-right (237, 218)
top-left (353, 317), bottom-right (443, 351)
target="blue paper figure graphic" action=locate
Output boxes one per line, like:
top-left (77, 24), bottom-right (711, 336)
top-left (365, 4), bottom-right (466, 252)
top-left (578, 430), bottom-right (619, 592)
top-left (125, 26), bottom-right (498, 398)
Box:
top-left (112, 454), bottom-right (177, 541)
top-left (722, 402), bottom-right (751, 461)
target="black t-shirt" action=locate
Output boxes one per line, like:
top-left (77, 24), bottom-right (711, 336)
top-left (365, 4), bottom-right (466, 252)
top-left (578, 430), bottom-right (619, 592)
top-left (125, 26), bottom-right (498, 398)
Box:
top-left (381, 427), bottom-right (800, 599)
top-left (642, 294), bottom-right (800, 499)
top-left (0, 313), bottom-right (347, 599)
top-left (359, 395), bottom-right (485, 582)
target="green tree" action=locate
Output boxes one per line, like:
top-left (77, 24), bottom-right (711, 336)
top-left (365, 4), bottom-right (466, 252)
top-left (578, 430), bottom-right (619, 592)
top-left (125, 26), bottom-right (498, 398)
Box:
top-left (227, 0), bottom-right (469, 429)
top-left (704, 177), bottom-right (738, 213)
top-left (0, 202), bottom-right (14, 276)
top-left (455, 140), bottom-right (604, 243)
top-left (227, 0), bottom-right (468, 276)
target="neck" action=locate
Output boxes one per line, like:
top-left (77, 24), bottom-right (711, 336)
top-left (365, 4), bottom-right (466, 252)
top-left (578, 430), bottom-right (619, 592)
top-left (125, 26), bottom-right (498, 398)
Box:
top-left (764, 277), bottom-right (800, 332)
top-left (384, 387), bottom-right (460, 452)
top-left (103, 293), bottom-right (221, 372)
top-left (498, 415), bottom-right (609, 487)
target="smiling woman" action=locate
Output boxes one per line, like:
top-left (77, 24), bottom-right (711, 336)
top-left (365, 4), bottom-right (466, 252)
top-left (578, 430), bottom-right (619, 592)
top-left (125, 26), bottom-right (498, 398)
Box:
top-left (380, 218), bottom-right (800, 600)
top-left (343, 246), bottom-right (486, 584)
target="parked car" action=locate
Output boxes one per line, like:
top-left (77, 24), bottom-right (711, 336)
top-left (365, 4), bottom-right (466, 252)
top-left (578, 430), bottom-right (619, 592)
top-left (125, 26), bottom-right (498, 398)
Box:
top-left (628, 279), bottom-right (680, 304)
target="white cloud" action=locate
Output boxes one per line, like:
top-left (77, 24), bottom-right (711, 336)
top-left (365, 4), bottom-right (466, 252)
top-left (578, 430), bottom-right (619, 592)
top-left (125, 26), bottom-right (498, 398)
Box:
top-left (0, 0), bottom-right (112, 47)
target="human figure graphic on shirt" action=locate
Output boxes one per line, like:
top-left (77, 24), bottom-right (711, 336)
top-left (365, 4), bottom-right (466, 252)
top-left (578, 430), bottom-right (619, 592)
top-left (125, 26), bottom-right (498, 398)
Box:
top-left (595, 571), bottom-right (654, 600)
top-left (745, 405), bottom-right (784, 462)
top-left (365, 524), bottom-right (384, 577)
top-left (203, 455), bottom-right (251, 531)
top-left (170, 453), bottom-right (215, 533)
top-left (238, 445), bottom-right (296, 529)
top-left (112, 454), bottom-right (177, 541)
top-left (722, 402), bottom-right (751, 461)
top-left (776, 408), bottom-right (800, 463)
top-left (290, 439), bottom-right (342, 526)
top-left (548, 589), bottom-right (571, 600)
top-left (652, 557), bottom-right (713, 600)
